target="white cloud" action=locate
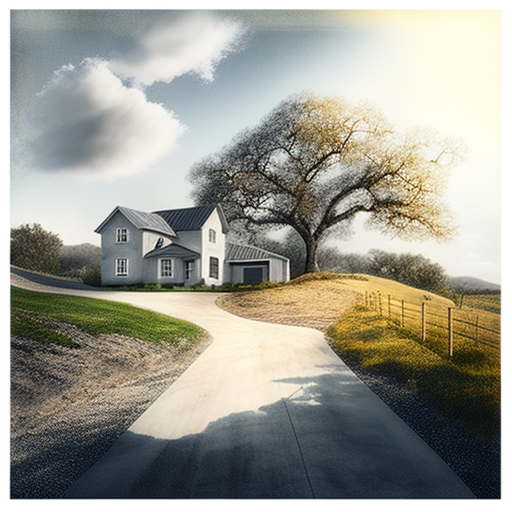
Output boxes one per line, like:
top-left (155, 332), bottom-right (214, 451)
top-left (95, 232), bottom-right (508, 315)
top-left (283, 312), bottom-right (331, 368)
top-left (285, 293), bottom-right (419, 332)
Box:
top-left (29, 12), bottom-right (244, 178)
top-left (30, 59), bottom-right (185, 179)
top-left (108, 12), bottom-right (244, 87)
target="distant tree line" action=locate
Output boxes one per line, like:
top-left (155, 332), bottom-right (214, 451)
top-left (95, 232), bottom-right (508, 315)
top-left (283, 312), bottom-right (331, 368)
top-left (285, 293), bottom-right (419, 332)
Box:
top-left (59, 243), bottom-right (101, 278)
top-left (318, 248), bottom-right (451, 293)
top-left (11, 223), bottom-right (101, 285)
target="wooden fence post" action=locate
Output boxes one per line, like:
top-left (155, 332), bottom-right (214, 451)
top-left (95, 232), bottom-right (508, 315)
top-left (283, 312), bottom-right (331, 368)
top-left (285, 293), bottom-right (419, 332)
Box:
top-left (378, 292), bottom-right (382, 315)
top-left (365, 291), bottom-right (368, 307)
top-left (448, 307), bottom-right (453, 357)
top-left (421, 302), bottom-right (426, 342)
top-left (401, 300), bottom-right (405, 328)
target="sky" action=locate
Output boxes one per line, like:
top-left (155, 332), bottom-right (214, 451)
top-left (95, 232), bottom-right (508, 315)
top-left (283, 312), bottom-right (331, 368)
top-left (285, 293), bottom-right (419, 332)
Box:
top-left (9, 6), bottom-right (503, 284)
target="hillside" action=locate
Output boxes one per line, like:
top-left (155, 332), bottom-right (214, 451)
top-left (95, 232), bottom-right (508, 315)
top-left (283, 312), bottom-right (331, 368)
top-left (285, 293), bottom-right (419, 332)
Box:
top-left (217, 272), bottom-right (455, 331)
top-left (10, 285), bottom-right (211, 499)
top-left (450, 276), bottom-right (500, 293)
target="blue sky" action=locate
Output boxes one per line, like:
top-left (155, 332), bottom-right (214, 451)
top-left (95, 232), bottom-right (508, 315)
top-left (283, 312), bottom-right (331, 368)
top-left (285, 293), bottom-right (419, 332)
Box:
top-left (10, 7), bottom-right (502, 283)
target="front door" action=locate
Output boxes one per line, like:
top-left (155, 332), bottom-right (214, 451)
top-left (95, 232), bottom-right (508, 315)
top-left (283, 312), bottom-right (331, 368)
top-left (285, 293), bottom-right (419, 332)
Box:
top-left (243, 266), bottom-right (264, 285)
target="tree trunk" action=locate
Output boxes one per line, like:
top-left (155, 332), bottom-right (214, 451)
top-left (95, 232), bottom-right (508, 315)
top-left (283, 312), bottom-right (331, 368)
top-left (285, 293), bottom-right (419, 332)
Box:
top-left (304, 236), bottom-right (320, 274)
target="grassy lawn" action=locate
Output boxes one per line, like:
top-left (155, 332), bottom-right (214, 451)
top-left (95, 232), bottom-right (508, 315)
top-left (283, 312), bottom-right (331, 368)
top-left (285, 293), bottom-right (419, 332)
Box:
top-left (327, 305), bottom-right (500, 441)
top-left (11, 309), bottom-right (79, 348)
top-left (11, 286), bottom-right (206, 347)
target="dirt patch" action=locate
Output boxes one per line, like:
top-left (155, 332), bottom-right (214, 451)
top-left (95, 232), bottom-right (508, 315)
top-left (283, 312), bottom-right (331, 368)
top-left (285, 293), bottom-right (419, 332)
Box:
top-left (217, 277), bottom-right (363, 331)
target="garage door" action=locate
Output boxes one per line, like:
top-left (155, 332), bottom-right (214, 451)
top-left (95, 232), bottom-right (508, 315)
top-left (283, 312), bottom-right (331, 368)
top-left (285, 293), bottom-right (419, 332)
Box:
top-left (243, 267), bottom-right (264, 285)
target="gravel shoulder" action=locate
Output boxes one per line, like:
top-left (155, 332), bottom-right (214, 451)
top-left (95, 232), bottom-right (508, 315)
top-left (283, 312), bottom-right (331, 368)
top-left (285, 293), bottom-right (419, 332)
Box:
top-left (11, 318), bottom-right (211, 499)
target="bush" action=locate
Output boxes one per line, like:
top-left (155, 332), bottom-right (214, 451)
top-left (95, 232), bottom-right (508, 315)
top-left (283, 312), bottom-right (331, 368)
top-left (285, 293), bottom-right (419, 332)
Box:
top-left (11, 223), bottom-right (63, 274)
top-left (81, 265), bottom-right (102, 287)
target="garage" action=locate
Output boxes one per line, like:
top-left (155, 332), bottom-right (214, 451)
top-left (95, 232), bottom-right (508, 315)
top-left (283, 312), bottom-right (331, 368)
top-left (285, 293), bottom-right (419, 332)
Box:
top-left (225, 243), bottom-right (289, 285)
top-left (243, 266), bottom-right (264, 285)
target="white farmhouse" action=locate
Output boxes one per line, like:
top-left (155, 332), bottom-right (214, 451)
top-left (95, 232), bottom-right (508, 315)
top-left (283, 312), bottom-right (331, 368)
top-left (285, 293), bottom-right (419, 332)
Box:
top-left (95, 204), bottom-right (290, 287)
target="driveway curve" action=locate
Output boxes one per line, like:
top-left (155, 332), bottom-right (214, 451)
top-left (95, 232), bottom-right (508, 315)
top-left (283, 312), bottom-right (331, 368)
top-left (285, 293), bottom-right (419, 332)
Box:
top-left (11, 269), bottom-right (474, 498)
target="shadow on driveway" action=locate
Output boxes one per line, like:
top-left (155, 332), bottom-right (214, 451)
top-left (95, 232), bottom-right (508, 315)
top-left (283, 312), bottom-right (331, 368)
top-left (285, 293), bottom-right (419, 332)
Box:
top-left (64, 369), bottom-right (475, 499)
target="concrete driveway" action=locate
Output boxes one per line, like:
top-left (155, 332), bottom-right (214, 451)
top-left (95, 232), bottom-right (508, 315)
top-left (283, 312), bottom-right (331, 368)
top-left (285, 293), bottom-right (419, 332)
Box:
top-left (11, 270), bottom-right (474, 498)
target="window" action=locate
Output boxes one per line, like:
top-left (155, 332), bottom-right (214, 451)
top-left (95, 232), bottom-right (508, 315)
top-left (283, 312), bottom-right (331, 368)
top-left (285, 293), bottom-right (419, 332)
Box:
top-left (160, 259), bottom-right (173, 277)
top-left (155, 237), bottom-right (164, 249)
top-left (209, 257), bottom-right (219, 279)
top-left (116, 228), bottom-right (128, 243)
top-left (185, 261), bottom-right (194, 280)
top-left (208, 228), bottom-right (216, 244)
top-left (115, 258), bottom-right (128, 276)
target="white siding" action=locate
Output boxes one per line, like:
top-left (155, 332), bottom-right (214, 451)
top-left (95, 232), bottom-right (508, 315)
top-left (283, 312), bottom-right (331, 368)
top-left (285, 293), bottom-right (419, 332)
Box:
top-left (99, 210), bottom-right (144, 285)
top-left (175, 230), bottom-right (202, 253)
top-left (199, 210), bottom-right (226, 285)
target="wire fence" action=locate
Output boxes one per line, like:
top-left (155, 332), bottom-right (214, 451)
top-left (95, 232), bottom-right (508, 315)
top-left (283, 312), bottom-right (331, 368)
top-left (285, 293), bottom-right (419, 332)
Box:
top-left (365, 290), bottom-right (500, 358)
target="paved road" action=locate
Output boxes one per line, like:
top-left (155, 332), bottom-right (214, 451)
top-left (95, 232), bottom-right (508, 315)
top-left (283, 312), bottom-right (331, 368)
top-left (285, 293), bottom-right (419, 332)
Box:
top-left (12, 269), bottom-right (474, 498)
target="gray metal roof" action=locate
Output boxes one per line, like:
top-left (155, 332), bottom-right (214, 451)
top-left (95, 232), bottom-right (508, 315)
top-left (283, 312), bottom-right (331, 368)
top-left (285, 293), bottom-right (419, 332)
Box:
top-left (95, 206), bottom-right (177, 237)
top-left (154, 205), bottom-right (229, 233)
top-left (144, 243), bottom-right (200, 259)
top-left (226, 243), bottom-right (289, 262)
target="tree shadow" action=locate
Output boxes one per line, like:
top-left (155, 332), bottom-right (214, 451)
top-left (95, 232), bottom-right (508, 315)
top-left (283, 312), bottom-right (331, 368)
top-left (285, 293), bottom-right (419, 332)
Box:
top-left (58, 366), bottom-right (476, 499)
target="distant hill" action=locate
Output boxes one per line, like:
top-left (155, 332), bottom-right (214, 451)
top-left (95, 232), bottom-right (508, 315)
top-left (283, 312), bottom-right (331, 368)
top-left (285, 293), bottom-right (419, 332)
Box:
top-left (449, 276), bottom-right (500, 293)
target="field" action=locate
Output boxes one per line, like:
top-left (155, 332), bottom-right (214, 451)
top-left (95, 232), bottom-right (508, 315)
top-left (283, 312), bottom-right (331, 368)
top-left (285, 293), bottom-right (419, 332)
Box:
top-left (217, 272), bottom-right (454, 331)
top-left (460, 294), bottom-right (501, 314)
top-left (327, 305), bottom-right (500, 441)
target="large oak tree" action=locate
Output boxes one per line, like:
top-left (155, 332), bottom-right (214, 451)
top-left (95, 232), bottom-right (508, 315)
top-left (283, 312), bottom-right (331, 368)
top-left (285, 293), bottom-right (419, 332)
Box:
top-left (190, 93), bottom-right (461, 273)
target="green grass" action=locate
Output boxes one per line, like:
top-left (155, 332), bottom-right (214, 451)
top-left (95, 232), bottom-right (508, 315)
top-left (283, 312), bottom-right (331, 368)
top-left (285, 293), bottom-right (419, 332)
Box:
top-left (11, 286), bottom-right (206, 347)
top-left (327, 305), bottom-right (500, 441)
top-left (11, 309), bottom-right (79, 348)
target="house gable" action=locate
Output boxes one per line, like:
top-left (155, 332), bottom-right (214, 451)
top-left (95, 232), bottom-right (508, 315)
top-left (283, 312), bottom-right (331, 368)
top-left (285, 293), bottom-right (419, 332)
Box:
top-left (95, 206), bottom-right (176, 238)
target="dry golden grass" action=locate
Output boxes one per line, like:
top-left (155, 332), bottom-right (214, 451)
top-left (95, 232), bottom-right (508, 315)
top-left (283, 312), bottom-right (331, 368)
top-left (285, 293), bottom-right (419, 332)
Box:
top-left (217, 272), bottom-right (456, 332)
top-left (218, 275), bottom-right (360, 331)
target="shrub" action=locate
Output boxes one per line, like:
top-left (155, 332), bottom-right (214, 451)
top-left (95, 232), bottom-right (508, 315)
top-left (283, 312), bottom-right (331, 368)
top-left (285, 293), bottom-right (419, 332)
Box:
top-left (81, 265), bottom-right (102, 287)
top-left (11, 223), bottom-right (63, 274)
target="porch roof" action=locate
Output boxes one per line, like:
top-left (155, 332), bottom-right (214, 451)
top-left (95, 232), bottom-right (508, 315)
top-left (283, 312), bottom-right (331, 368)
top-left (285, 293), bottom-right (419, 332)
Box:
top-left (144, 243), bottom-right (200, 259)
